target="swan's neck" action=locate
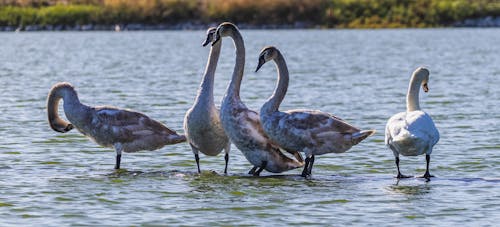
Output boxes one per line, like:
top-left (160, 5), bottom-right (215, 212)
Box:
top-left (61, 87), bottom-right (81, 109)
top-left (262, 52), bottom-right (289, 115)
top-left (226, 30), bottom-right (245, 100)
top-left (47, 85), bottom-right (82, 131)
top-left (406, 74), bottom-right (422, 112)
top-left (195, 41), bottom-right (221, 106)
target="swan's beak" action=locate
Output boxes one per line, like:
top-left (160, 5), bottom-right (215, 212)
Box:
top-left (423, 83), bottom-right (429, 92)
top-left (202, 35), bottom-right (211, 47)
top-left (255, 56), bottom-right (265, 72)
top-left (64, 123), bottom-right (74, 132)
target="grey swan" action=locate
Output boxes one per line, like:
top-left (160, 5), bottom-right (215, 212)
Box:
top-left (47, 82), bottom-right (186, 169)
top-left (255, 46), bottom-right (375, 177)
top-left (212, 22), bottom-right (304, 176)
top-left (183, 27), bottom-right (231, 174)
top-left (385, 67), bottom-right (439, 179)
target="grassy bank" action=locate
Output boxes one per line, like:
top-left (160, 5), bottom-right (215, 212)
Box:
top-left (1, 0), bottom-right (499, 29)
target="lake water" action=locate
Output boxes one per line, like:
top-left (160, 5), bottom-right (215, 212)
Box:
top-left (0, 28), bottom-right (499, 226)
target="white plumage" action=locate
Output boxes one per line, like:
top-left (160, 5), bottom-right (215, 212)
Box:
top-left (385, 67), bottom-right (440, 179)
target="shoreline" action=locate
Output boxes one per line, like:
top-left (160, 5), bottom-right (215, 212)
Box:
top-left (2, 23), bottom-right (306, 32)
top-left (2, 16), bottom-right (500, 32)
top-left (1, 22), bottom-right (313, 32)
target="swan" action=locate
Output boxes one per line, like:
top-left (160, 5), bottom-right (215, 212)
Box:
top-left (385, 67), bottom-right (440, 179)
top-left (212, 22), bottom-right (304, 175)
top-left (183, 27), bottom-right (231, 174)
top-left (47, 82), bottom-right (186, 169)
top-left (255, 46), bottom-right (376, 177)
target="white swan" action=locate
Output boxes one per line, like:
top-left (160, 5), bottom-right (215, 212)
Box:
top-left (212, 22), bottom-right (304, 175)
top-left (256, 46), bottom-right (376, 177)
top-left (47, 82), bottom-right (186, 169)
top-left (183, 27), bottom-right (231, 174)
top-left (385, 67), bottom-right (440, 179)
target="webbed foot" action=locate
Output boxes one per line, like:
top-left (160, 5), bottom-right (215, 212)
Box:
top-left (396, 173), bottom-right (412, 179)
top-left (417, 172), bottom-right (434, 179)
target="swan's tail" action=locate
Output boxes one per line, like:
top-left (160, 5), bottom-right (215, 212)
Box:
top-left (352, 130), bottom-right (376, 145)
top-left (168, 134), bottom-right (187, 144)
top-left (392, 130), bottom-right (417, 145)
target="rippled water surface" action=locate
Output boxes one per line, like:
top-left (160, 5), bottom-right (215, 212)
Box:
top-left (1, 28), bottom-right (499, 226)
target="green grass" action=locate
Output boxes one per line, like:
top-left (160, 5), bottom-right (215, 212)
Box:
top-left (1, 0), bottom-right (499, 28)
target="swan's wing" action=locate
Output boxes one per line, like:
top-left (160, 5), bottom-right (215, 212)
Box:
top-left (92, 107), bottom-right (176, 142)
top-left (242, 108), bottom-right (272, 144)
top-left (387, 111), bottom-right (439, 151)
top-left (385, 112), bottom-right (407, 145)
top-left (283, 109), bottom-right (360, 135)
top-left (245, 109), bottom-right (303, 162)
top-left (406, 111), bottom-right (440, 146)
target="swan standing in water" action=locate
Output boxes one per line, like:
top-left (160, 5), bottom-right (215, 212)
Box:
top-left (385, 67), bottom-right (439, 179)
top-left (183, 27), bottom-right (231, 174)
top-left (255, 46), bottom-right (375, 177)
top-left (212, 22), bottom-right (304, 175)
top-left (47, 82), bottom-right (186, 169)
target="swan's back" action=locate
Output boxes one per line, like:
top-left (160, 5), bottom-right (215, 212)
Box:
top-left (385, 110), bottom-right (439, 156)
top-left (81, 106), bottom-right (186, 152)
top-left (261, 108), bottom-right (372, 155)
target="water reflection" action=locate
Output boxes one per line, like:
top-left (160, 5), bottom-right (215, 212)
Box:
top-left (387, 179), bottom-right (432, 196)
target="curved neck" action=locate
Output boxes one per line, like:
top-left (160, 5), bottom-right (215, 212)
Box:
top-left (195, 41), bottom-right (221, 105)
top-left (47, 85), bottom-right (81, 132)
top-left (226, 29), bottom-right (245, 100)
top-left (262, 51), bottom-right (289, 115)
top-left (406, 74), bottom-right (422, 111)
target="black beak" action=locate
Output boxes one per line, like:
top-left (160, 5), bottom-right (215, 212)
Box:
top-left (202, 35), bottom-right (211, 47)
top-left (255, 56), bottom-right (265, 72)
top-left (423, 83), bottom-right (429, 92)
top-left (64, 123), bottom-right (74, 132)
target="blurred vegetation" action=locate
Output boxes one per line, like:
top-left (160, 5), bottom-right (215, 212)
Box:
top-left (0, 0), bottom-right (499, 28)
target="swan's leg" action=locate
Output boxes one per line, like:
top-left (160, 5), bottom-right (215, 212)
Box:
top-left (418, 154), bottom-right (434, 179)
top-left (248, 166), bottom-right (258, 175)
top-left (307, 155), bottom-right (315, 176)
top-left (223, 143), bottom-right (230, 174)
top-left (194, 154), bottom-right (200, 173)
top-left (114, 148), bottom-right (122, 169)
top-left (254, 161), bottom-right (267, 176)
top-left (301, 156), bottom-right (311, 177)
top-left (395, 156), bottom-right (411, 178)
top-left (115, 154), bottom-right (121, 169)
top-left (189, 143), bottom-right (201, 173)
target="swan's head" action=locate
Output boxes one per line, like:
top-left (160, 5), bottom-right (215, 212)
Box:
top-left (413, 67), bottom-right (430, 92)
top-left (51, 122), bottom-right (74, 133)
top-left (255, 46), bottom-right (279, 72)
top-left (212, 22), bottom-right (238, 46)
top-left (202, 27), bottom-right (217, 47)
